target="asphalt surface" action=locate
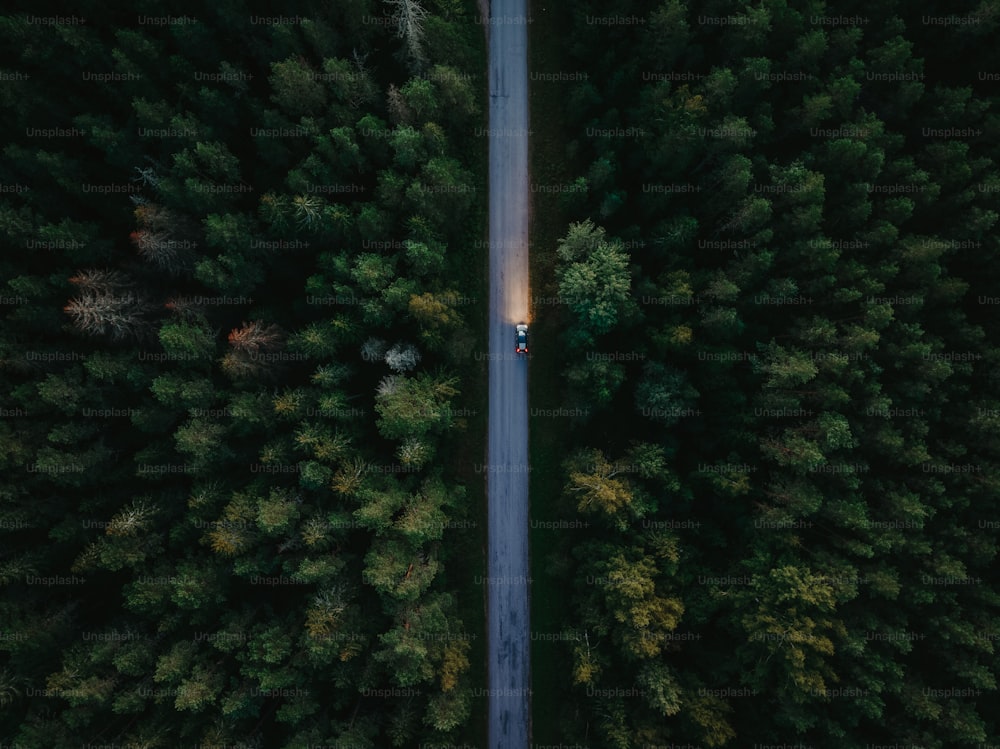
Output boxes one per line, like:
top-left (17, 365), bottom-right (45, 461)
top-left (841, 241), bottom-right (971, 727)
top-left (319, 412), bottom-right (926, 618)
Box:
top-left (485, 0), bottom-right (531, 746)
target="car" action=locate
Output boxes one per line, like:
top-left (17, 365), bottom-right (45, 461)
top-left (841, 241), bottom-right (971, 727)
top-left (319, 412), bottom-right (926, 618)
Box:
top-left (515, 323), bottom-right (528, 354)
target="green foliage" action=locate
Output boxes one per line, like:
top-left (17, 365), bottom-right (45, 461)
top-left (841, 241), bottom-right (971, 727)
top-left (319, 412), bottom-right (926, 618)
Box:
top-left (542, 2), bottom-right (1000, 746)
top-left (150, 374), bottom-right (213, 410)
top-left (269, 57), bottom-right (327, 118)
top-left (158, 320), bottom-right (216, 362)
top-left (0, 4), bottom-right (484, 744)
top-left (556, 220), bottom-right (636, 343)
top-left (374, 372), bottom-right (459, 440)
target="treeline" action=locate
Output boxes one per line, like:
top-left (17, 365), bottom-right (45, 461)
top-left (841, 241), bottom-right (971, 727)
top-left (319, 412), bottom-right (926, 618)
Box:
top-left (0, 1), bottom-right (487, 746)
top-left (537, 0), bottom-right (1000, 747)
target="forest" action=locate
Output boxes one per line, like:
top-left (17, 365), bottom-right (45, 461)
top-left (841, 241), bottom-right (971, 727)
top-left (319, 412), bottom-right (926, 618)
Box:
top-left (0, 1), bottom-right (488, 746)
top-left (4, 0), bottom-right (1000, 747)
top-left (531, 0), bottom-right (1000, 747)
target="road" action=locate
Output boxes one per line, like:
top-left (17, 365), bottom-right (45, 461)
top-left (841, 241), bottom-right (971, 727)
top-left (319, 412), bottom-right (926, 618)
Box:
top-left (485, 0), bottom-right (531, 746)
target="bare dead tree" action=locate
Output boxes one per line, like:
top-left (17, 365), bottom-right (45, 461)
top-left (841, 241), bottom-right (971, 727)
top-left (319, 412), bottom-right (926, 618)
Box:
top-left (64, 291), bottom-right (152, 341)
top-left (130, 228), bottom-right (182, 269)
top-left (68, 269), bottom-right (128, 295)
top-left (164, 295), bottom-right (207, 320)
top-left (222, 321), bottom-right (286, 381)
top-left (228, 321), bottom-right (285, 354)
top-left (386, 84), bottom-right (412, 125)
top-left (130, 202), bottom-right (197, 273)
top-left (385, 0), bottom-right (429, 69)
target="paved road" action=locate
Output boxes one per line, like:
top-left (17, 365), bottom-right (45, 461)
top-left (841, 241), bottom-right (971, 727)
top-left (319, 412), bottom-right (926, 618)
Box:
top-left (485, 0), bottom-right (531, 746)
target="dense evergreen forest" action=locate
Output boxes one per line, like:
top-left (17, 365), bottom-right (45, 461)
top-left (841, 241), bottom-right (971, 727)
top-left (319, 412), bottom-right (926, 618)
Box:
top-left (5, 0), bottom-right (1000, 746)
top-left (0, 1), bottom-right (487, 746)
top-left (535, 0), bottom-right (1000, 747)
